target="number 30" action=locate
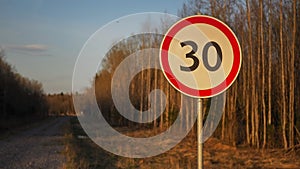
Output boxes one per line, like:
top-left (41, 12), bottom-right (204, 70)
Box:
top-left (180, 41), bottom-right (222, 72)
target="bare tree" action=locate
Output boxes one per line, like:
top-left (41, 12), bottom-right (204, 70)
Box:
top-left (246, 0), bottom-right (256, 147)
top-left (267, 0), bottom-right (272, 125)
top-left (288, 0), bottom-right (296, 148)
top-left (279, 0), bottom-right (288, 149)
top-left (260, 0), bottom-right (267, 149)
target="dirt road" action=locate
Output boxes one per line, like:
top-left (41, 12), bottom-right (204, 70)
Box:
top-left (0, 117), bottom-right (69, 169)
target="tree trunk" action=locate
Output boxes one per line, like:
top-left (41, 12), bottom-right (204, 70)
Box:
top-left (247, 0), bottom-right (255, 147)
top-left (267, 0), bottom-right (272, 125)
top-left (139, 53), bottom-right (144, 124)
top-left (280, 0), bottom-right (288, 149)
top-left (260, 0), bottom-right (267, 149)
top-left (221, 106), bottom-right (225, 140)
top-left (159, 72), bottom-right (164, 129)
top-left (147, 51), bottom-right (152, 124)
top-left (153, 62), bottom-right (158, 128)
top-left (289, 0), bottom-right (296, 148)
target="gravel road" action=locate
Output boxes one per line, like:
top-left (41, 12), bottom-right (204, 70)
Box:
top-left (0, 117), bottom-right (69, 169)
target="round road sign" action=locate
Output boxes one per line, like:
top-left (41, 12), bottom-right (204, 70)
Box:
top-left (160, 15), bottom-right (242, 98)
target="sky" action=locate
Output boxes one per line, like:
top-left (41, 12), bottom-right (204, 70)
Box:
top-left (0, 0), bottom-right (186, 94)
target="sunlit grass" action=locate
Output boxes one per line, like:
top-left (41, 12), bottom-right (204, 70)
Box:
top-left (63, 117), bottom-right (197, 169)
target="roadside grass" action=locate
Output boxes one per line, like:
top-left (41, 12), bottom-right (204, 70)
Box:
top-left (63, 117), bottom-right (119, 169)
top-left (63, 117), bottom-right (300, 169)
top-left (63, 117), bottom-right (198, 169)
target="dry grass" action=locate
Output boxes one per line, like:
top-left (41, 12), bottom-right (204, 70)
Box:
top-left (63, 117), bottom-right (300, 169)
top-left (63, 117), bottom-right (118, 169)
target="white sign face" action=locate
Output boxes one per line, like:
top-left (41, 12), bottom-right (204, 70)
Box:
top-left (160, 15), bottom-right (242, 98)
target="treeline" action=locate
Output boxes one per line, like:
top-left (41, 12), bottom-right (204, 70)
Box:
top-left (94, 0), bottom-right (300, 149)
top-left (0, 49), bottom-right (48, 129)
top-left (0, 48), bottom-right (75, 129)
top-left (47, 92), bottom-right (74, 116)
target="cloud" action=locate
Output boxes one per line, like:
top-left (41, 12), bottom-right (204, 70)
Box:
top-left (2, 44), bottom-right (51, 56)
top-left (6, 44), bottom-right (48, 52)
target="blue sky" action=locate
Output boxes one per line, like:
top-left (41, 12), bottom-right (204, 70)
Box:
top-left (0, 0), bottom-right (186, 93)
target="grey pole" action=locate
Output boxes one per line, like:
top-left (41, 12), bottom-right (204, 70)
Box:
top-left (198, 98), bottom-right (203, 169)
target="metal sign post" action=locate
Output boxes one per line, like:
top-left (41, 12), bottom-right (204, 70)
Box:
top-left (198, 98), bottom-right (203, 169)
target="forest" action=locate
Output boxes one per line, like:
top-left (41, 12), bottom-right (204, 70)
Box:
top-left (93, 0), bottom-right (300, 150)
top-left (0, 49), bottom-right (73, 129)
top-left (0, 48), bottom-right (48, 129)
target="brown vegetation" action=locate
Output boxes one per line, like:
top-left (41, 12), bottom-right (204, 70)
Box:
top-left (64, 117), bottom-right (300, 169)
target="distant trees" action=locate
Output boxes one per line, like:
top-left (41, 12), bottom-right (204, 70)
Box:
top-left (94, 34), bottom-right (183, 128)
top-left (0, 48), bottom-right (48, 129)
top-left (47, 92), bottom-right (74, 116)
top-left (94, 33), bottom-right (207, 131)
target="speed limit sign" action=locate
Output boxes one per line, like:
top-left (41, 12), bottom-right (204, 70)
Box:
top-left (160, 15), bottom-right (242, 98)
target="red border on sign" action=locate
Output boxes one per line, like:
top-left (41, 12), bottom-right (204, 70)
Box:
top-left (160, 15), bottom-right (241, 98)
